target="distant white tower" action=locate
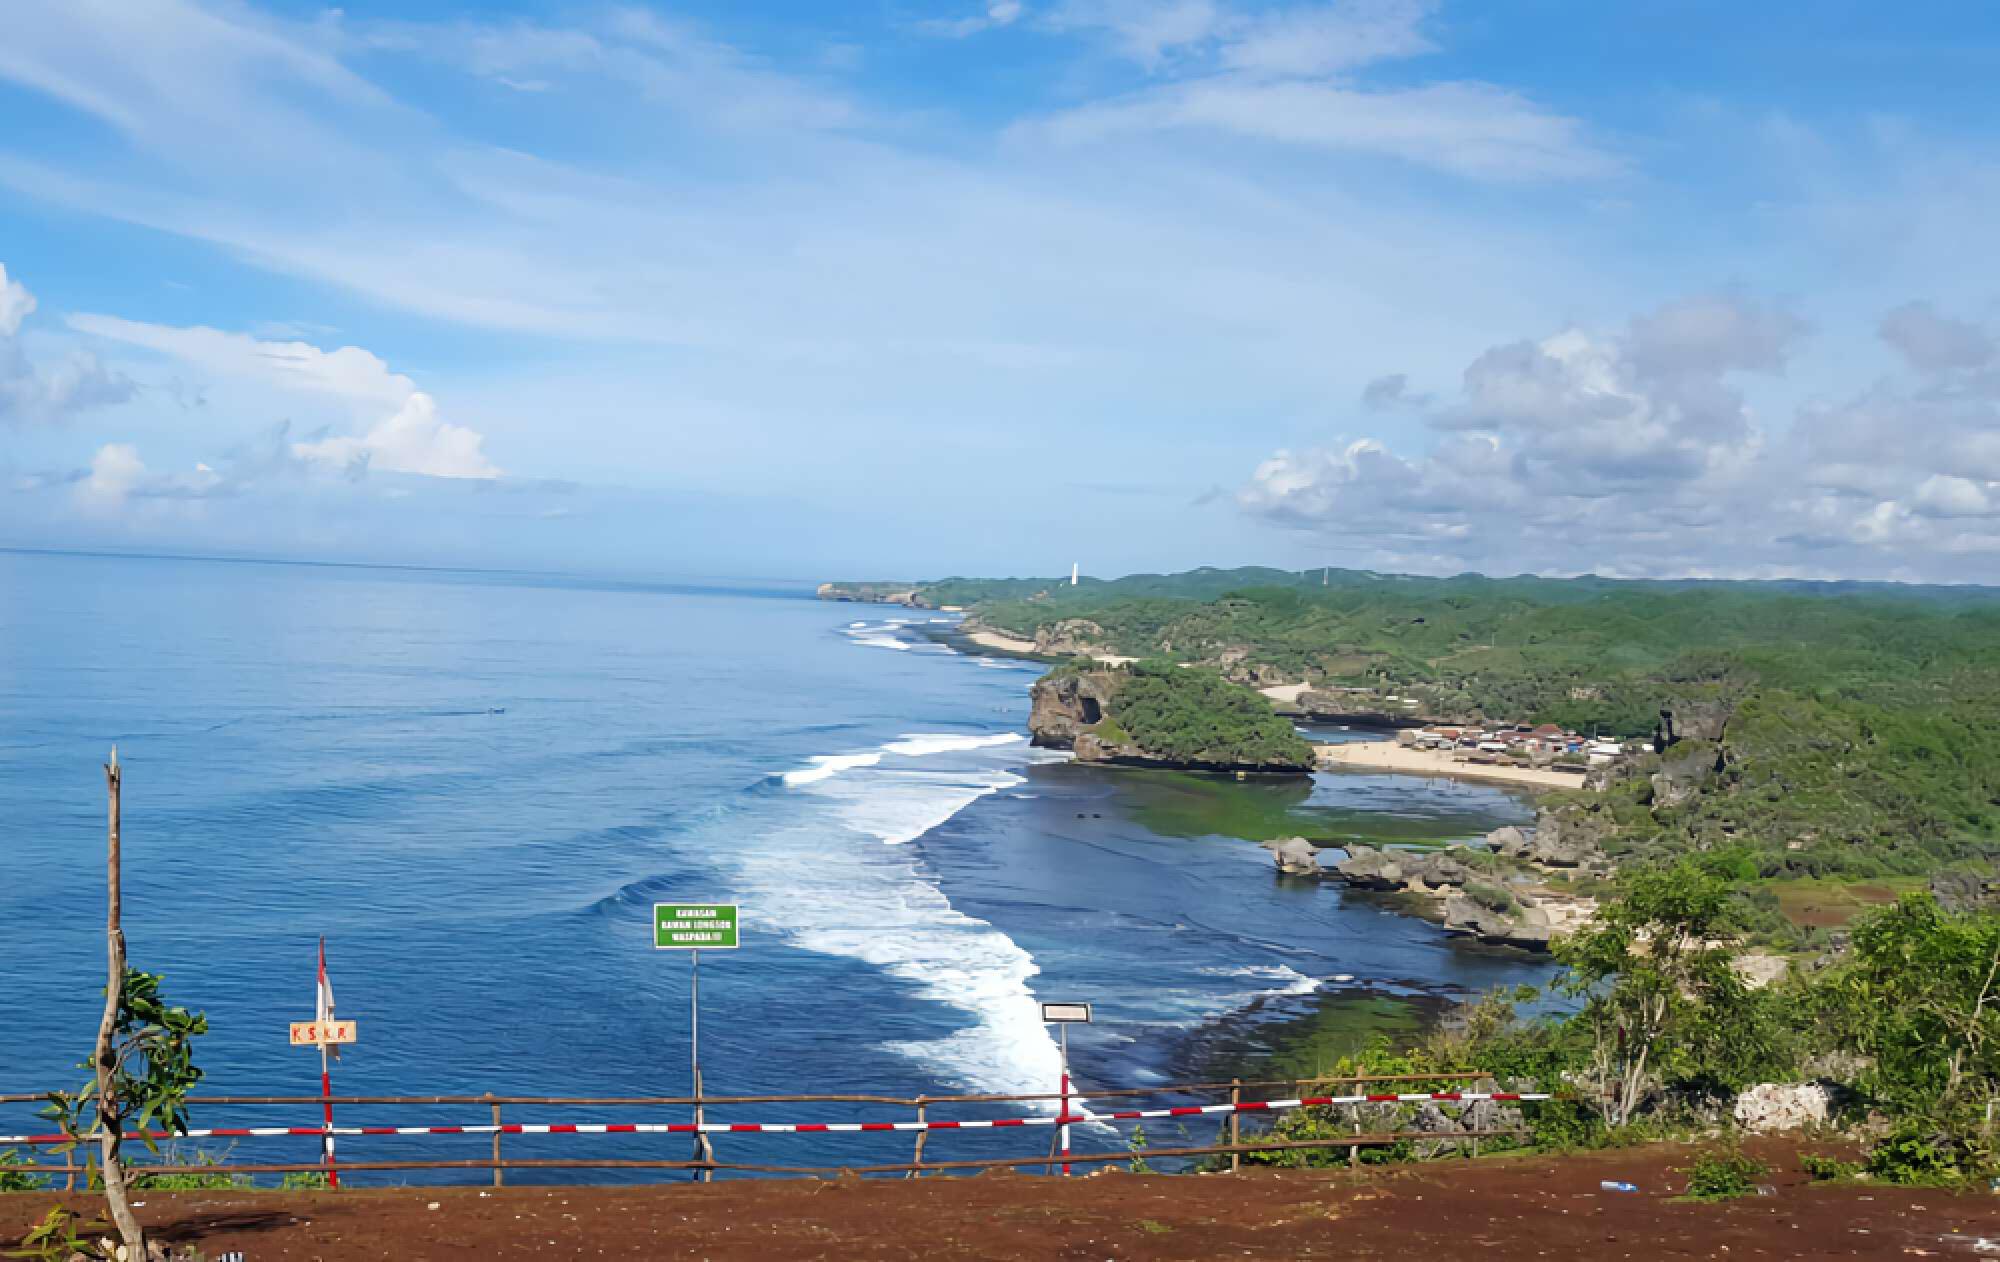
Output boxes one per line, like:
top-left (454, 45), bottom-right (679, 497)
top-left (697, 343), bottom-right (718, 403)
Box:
top-left (1070, 562), bottom-right (1079, 586)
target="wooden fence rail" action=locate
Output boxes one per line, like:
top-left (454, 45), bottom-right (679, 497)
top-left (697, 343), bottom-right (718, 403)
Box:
top-left (0, 1071), bottom-right (1538, 1187)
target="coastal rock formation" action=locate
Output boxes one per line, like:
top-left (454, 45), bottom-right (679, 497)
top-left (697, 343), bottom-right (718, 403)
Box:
top-left (1268, 837), bottom-right (1322, 877)
top-left (1442, 890), bottom-right (1554, 951)
top-left (1932, 867), bottom-right (2000, 914)
top-left (1028, 666), bottom-right (1314, 774)
top-left (1732, 1083), bottom-right (1832, 1134)
top-left (1658, 697), bottom-right (1736, 747)
top-left (1288, 689), bottom-right (1429, 728)
top-left (1033, 619), bottom-right (1110, 656)
top-left (1028, 669), bottom-right (1122, 751)
top-left (1323, 844), bottom-right (1587, 952)
top-left (1651, 739), bottom-right (1723, 808)
top-left (816, 582), bottom-right (928, 607)
top-left (1328, 844), bottom-right (1478, 893)
top-left (1487, 816), bottom-right (1602, 868)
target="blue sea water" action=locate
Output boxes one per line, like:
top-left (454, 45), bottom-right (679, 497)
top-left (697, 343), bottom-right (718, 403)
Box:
top-left (0, 551), bottom-right (1546, 1178)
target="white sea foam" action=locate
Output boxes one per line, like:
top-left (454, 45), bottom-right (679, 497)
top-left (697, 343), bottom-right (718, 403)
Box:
top-left (850, 636), bottom-right (910, 651)
top-left (1199, 963), bottom-right (1324, 998)
top-left (738, 731), bottom-right (1064, 1101)
top-left (782, 752), bottom-right (884, 786)
top-left (882, 732), bottom-right (1026, 758)
top-left (848, 621), bottom-right (868, 629)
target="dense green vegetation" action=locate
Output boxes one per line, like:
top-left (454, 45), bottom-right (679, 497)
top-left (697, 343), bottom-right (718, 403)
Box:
top-left (1063, 659), bottom-right (1314, 769)
top-left (1253, 859), bottom-right (2000, 1185)
top-left (903, 566), bottom-right (2000, 886)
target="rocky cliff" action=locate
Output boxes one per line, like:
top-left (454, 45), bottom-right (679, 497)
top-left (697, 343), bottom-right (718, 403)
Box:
top-left (1028, 667), bottom-right (1314, 774)
top-left (1301, 829), bottom-right (1604, 952)
top-left (816, 582), bottom-right (931, 607)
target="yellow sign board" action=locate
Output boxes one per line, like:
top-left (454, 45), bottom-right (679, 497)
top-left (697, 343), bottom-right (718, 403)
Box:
top-left (289, 1019), bottom-right (358, 1046)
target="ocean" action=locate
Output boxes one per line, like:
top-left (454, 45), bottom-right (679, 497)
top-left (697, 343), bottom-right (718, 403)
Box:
top-left (0, 550), bottom-right (1548, 1178)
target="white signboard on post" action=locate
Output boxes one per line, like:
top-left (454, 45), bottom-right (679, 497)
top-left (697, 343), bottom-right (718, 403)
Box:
top-left (1040, 1002), bottom-right (1091, 1023)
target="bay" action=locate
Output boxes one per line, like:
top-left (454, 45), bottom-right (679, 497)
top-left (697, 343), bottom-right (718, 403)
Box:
top-left (0, 550), bottom-right (1548, 1178)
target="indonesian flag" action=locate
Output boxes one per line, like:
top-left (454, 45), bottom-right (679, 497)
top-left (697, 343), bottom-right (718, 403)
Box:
top-left (317, 938), bottom-right (339, 1061)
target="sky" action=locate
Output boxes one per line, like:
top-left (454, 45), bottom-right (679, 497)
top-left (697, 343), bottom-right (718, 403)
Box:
top-left (2, 0), bottom-right (1998, 583)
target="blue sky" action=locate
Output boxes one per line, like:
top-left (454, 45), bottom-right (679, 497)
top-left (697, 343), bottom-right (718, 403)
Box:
top-left (2, 1), bottom-right (1997, 581)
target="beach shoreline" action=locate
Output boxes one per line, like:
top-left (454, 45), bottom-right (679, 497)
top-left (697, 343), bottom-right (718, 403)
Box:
top-left (962, 626), bottom-right (1136, 665)
top-left (1313, 739), bottom-right (1586, 790)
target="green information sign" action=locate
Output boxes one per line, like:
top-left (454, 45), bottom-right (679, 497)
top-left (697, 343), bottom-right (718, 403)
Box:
top-left (654, 903), bottom-right (740, 950)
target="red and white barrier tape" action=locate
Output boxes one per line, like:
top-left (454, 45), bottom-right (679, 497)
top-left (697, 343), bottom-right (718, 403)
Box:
top-left (0, 1091), bottom-right (1547, 1148)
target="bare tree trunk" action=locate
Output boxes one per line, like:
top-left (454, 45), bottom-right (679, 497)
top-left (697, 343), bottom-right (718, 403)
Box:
top-left (96, 749), bottom-right (146, 1258)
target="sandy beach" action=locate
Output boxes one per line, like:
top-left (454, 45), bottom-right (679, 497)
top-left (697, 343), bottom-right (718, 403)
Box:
top-left (964, 627), bottom-right (1136, 665)
top-left (1257, 682), bottom-right (1311, 703)
top-left (964, 627), bottom-right (1040, 654)
top-left (1314, 740), bottom-right (1587, 790)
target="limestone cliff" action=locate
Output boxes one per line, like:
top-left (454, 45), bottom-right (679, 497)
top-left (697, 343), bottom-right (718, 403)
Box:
top-left (1028, 666), bottom-right (1314, 774)
top-left (816, 582), bottom-right (931, 607)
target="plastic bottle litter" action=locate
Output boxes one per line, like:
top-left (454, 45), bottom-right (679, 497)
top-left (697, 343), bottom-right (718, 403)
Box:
top-left (1599, 1181), bottom-right (1640, 1193)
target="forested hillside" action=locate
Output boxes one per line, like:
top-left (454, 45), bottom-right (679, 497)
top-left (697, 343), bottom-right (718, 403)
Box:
top-left (898, 567), bottom-right (2000, 884)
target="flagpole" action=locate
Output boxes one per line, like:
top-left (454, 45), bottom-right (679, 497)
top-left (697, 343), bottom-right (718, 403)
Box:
top-left (319, 937), bottom-right (339, 1189)
top-left (320, 1038), bottom-right (337, 1188)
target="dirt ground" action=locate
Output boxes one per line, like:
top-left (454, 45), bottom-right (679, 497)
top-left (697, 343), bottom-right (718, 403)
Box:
top-left (6, 1139), bottom-right (1998, 1260)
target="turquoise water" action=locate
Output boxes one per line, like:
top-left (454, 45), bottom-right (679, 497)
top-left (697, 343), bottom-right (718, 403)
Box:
top-left (0, 550), bottom-right (1544, 1178)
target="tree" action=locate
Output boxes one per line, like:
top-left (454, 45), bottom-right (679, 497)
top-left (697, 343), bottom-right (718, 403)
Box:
top-left (1555, 857), bottom-right (1791, 1127)
top-left (39, 751), bottom-right (208, 1259)
top-left (1818, 893), bottom-right (2000, 1142)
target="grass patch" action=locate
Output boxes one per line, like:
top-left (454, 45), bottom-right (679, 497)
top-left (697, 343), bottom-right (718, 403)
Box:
top-left (1768, 876), bottom-right (1923, 928)
top-left (1676, 1149), bottom-right (1769, 1201)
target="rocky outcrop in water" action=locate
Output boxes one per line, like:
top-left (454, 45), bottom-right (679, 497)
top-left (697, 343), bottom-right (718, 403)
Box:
top-left (1442, 889), bottom-right (1554, 951)
top-left (1028, 670), bottom-right (1121, 751)
top-left (1329, 844), bottom-right (1475, 893)
top-left (1028, 668), bottom-right (1314, 774)
top-left (1267, 837), bottom-right (1322, 877)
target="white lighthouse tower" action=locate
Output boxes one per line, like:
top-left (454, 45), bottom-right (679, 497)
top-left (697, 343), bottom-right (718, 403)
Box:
top-left (1070, 562), bottom-right (1079, 586)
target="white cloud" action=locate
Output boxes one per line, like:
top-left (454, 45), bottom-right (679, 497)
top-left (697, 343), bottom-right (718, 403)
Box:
top-left (1021, 3), bottom-right (1609, 180)
top-left (1239, 295), bottom-right (2000, 581)
top-left (0, 262), bottom-right (135, 425)
top-left (74, 442), bottom-right (225, 509)
top-left (1879, 300), bottom-right (1995, 374)
top-left (1028, 78), bottom-right (1613, 180)
top-left (1046, 0), bottom-right (1222, 66)
top-left (1219, 0), bottom-right (1436, 78)
top-left (0, 263), bottom-right (36, 335)
top-left (69, 315), bottom-right (499, 479)
top-left (291, 392), bottom-right (499, 480)
top-left (919, 1), bottom-right (1027, 38)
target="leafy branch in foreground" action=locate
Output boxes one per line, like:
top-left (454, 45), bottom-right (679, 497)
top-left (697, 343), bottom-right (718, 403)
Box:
top-left (39, 969), bottom-right (209, 1156)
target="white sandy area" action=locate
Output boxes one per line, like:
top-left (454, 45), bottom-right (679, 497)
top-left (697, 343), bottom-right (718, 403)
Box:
top-left (966, 628), bottom-right (1039, 653)
top-left (1314, 740), bottom-right (1588, 790)
top-left (1259, 682), bottom-right (1310, 703)
top-left (964, 628), bottom-right (1135, 665)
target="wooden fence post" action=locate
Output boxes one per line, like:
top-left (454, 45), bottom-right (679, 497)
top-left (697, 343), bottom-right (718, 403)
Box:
top-left (909, 1100), bottom-right (927, 1178)
top-left (1228, 1080), bottom-right (1241, 1174)
top-left (1349, 1076), bottom-right (1360, 1169)
top-left (489, 1096), bottom-right (503, 1188)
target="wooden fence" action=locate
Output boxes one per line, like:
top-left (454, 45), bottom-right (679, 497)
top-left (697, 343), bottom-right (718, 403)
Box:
top-left (0, 1071), bottom-right (1538, 1186)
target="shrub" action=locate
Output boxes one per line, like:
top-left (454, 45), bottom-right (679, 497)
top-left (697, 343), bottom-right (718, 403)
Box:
top-left (1865, 1129), bottom-right (1968, 1185)
top-left (1799, 1152), bottom-right (1862, 1181)
top-left (1679, 1148), bottom-right (1769, 1201)
top-left (0, 1150), bottom-right (48, 1192)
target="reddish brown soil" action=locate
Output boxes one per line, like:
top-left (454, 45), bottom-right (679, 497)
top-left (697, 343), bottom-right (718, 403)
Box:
top-left (6, 1139), bottom-right (1996, 1260)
